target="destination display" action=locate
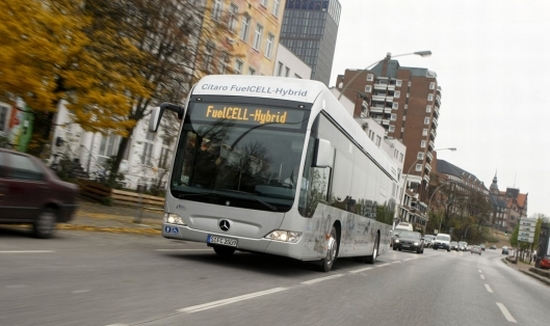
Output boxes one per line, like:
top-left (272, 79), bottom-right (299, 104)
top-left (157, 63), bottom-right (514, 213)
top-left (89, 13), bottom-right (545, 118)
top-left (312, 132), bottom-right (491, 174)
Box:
top-left (189, 103), bottom-right (308, 129)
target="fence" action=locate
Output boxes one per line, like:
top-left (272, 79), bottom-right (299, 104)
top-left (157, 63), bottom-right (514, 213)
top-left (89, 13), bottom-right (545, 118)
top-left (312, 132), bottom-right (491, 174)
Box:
top-left (78, 179), bottom-right (164, 210)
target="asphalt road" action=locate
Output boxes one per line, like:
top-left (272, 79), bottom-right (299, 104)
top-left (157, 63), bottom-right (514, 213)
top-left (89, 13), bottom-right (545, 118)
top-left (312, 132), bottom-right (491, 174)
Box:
top-left (1, 230), bottom-right (549, 326)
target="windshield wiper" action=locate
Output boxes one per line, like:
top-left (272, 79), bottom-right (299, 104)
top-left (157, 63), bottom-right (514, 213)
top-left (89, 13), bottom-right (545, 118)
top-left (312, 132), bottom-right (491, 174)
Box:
top-left (220, 189), bottom-right (278, 212)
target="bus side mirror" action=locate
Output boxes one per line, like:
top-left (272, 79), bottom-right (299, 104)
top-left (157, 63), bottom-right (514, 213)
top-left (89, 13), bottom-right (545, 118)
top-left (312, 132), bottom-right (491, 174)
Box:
top-left (148, 102), bottom-right (184, 132)
top-left (314, 138), bottom-right (333, 167)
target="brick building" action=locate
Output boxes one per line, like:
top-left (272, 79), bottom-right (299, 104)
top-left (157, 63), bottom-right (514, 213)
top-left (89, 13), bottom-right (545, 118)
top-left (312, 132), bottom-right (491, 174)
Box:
top-left (335, 54), bottom-right (441, 229)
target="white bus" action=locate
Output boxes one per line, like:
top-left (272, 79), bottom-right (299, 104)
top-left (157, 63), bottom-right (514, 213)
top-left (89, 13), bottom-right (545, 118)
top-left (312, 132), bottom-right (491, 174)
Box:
top-left (149, 75), bottom-right (399, 272)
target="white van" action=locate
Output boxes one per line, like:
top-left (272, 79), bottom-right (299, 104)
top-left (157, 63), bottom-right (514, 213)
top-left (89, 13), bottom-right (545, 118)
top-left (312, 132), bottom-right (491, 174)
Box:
top-left (433, 233), bottom-right (451, 251)
top-left (394, 222), bottom-right (413, 231)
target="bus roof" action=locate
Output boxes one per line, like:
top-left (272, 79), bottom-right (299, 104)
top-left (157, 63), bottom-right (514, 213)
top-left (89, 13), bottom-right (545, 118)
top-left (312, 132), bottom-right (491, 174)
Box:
top-left (192, 75), bottom-right (327, 103)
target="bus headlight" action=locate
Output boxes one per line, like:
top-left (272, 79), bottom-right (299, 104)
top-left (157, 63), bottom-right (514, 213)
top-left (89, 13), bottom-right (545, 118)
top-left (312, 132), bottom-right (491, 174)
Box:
top-left (414, 242), bottom-right (419, 246)
top-left (164, 213), bottom-right (186, 225)
top-left (265, 230), bottom-right (302, 243)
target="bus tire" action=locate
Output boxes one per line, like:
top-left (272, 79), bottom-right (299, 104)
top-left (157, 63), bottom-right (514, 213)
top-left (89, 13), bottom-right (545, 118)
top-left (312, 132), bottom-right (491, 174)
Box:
top-left (319, 226), bottom-right (339, 272)
top-left (365, 233), bottom-right (379, 264)
top-left (213, 246), bottom-right (235, 257)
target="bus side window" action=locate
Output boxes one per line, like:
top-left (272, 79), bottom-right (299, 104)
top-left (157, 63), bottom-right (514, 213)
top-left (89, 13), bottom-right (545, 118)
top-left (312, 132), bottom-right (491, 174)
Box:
top-left (302, 166), bottom-right (331, 217)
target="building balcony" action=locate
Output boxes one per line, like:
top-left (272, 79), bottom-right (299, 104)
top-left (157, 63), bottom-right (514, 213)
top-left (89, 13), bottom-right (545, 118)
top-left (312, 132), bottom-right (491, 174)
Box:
top-left (434, 106), bottom-right (440, 118)
top-left (430, 128), bottom-right (437, 139)
top-left (431, 117), bottom-right (438, 129)
top-left (374, 84), bottom-right (387, 91)
top-left (362, 100), bottom-right (369, 110)
top-left (427, 151), bottom-right (434, 162)
top-left (370, 107), bottom-right (384, 114)
top-left (384, 108), bottom-right (392, 114)
top-left (372, 95), bottom-right (386, 102)
top-left (381, 119), bottom-right (390, 125)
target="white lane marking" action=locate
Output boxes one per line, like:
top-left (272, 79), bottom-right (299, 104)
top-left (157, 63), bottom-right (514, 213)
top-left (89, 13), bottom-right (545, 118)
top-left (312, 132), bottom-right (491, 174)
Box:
top-left (105, 324), bottom-right (128, 326)
top-left (178, 287), bottom-right (287, 313)
top-left (496, 302), bottom-right (517, 323)
top-left (478, 269), bottom-right (482, 273)
top-left (0, 250), bottom-right (54, 254)
top-left (72, 290), bottom-right (90, 294)
top-left (155, 249), bottom-right (212, 252)
top-left (376, 263), bottom-right (391, 268)
top-left (480, 275), bottom-right (485, 280)
top-left (404, 258), bottom-right (414, 261)
top-left (301, 274), bottom-right (343, 285)
top-left (484, 284), bottom-right (494, 293)
top-left (349, 267), bottom-right (373, 274)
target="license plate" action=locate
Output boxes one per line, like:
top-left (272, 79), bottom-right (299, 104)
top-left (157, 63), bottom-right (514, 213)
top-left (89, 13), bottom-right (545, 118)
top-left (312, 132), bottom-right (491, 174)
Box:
top-left (207, 235), bottom-right (238, 247)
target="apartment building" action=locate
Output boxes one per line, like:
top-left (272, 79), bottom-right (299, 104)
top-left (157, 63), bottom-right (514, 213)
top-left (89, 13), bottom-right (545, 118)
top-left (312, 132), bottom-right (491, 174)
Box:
top-left (335, 54), bottom-right (441, 228)
top-left (279, 0), bottom-right (341, 85)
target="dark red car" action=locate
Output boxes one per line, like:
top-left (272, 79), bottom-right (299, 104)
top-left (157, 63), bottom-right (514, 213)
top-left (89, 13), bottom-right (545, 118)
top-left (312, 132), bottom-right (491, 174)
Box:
top-left (0, 148), bottom-right (79, 238)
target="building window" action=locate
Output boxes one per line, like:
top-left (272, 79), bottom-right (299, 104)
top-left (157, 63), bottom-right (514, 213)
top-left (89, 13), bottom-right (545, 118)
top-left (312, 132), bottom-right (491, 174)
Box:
top-left (141, 131), bottom-right (155, 166)
top-left (272, 0), bottom-right (280, 16)
top-left (415, 164), bottom-right (422, 172)
top-left (429, 82), bottom-right (436, 90)
top-left (0, 104), bottom-right (8, 132)
top-left (421, 140), bottom-right (426, 148)
top-left (388, 125), bottom-right (395, 132)
top-left (260, 0), bottom-right (267, 7)
top-left (228, 3), bottom-right (238, 33)
top-left (211, 0), bottom-right (222, 21)
top-left (219, 52), bottom-right (229, 74)
top-left (392, 102), bottom-right (399, 110)
top-left (365, 85), bottom-right (372, 93)
top-left (396, 80), bottom-right (402, 87)
top-left (294, 73), bottom-right (302, 79)
top-left (239, 14), bottom-right (251, 42)
top-left (203, 42), bottom-right (215, 72)
top-left (399, 153), bottom-right (404, 162)
top-left (394, 91), bottom-right (400, 98)
top-left (417, 152), bottom-right (424, 160)
top-left (248, 66), bottom-right (256, 75)
top-left (159, 137), bottom-right (172, 168)
top-left (99, 133), bottom-right (120, 158)
top-left (367, 74), bottom-right (374, 81)
top-left (276, 62), bottom-right (283, 76)
top-left (390, 114), bottom-right (397, 121)
top-left (422, 128), bottom-right (428, 136)
top-left (253, 23), bottom-right (263, 50)
top-left (376, 135), bottom-right (381, 146)
top-left (234, 59), bottom-right (243, 74)
top-left (265, 33), bottom-right (274, 59)
top-left (424, 117), bottom-right (430, 124)
top-left (285, 67), bottom-right (290, 77)
top-left (426, 105), bottom-right (432, 113)
top-left (428, 94), bottom-right (434, 101)
top-left (404, 104), bottom-right (408, 110)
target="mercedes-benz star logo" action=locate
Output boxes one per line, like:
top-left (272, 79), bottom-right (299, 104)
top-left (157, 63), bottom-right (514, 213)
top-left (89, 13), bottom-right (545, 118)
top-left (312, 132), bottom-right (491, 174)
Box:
top-left (219, 219), bottom-right (231, 232)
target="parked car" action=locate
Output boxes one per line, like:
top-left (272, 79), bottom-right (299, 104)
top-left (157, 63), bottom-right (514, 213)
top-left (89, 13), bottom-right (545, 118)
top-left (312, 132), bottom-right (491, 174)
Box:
top-left (490, 245), bottom-right (497, 250)
top-left (0, 148), bottom-right (79, 238)
top-left (393, 231), bottom-right (424, 254)
top-left (502, 246), bottom-right (509, 255)
top-left (471, 245), bottom-right (482, 255)
top-left (433, 233), bottom-right (451, 251)
top-left (480, 244), bottom-right (486, 251)
top-left (423, 234), bottom-right (436, 248)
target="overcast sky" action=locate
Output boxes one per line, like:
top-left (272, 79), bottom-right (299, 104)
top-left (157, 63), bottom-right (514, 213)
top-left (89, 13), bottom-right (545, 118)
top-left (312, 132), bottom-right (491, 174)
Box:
top-left (329, 0), bottom-right (550, 216)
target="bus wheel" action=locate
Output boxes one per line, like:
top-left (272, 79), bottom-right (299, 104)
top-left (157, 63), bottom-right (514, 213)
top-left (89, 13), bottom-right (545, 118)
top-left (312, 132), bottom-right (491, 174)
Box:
top-left (213, 246), bottom-right (235, 257)
top-left (365, 233), bottom-right (379, 264)
top-left (319, 226), bottom-right (339, 272)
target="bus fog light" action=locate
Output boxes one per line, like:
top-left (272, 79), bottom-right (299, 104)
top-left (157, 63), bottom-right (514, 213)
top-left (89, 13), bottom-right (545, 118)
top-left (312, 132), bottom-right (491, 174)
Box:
top-left (164, 213), bottom-right (186, 225)
top-left (265, 230), bottom-right (302, 243)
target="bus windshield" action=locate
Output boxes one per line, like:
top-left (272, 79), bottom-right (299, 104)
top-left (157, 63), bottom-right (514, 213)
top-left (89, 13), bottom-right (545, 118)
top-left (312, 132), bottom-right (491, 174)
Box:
top-left (170, 100), bottom-right (311, 212)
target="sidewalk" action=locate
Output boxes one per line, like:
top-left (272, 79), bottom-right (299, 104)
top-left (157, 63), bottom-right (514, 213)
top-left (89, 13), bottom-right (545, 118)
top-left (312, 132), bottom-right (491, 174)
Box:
top-left (58, 198), bottom-right (164, 235)
top-left (502, 256), bottom-right (550, 286)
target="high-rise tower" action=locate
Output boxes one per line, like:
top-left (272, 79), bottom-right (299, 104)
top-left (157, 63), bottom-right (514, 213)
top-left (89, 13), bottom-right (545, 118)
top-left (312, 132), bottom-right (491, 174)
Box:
top-left (279, 0), bottom-right (342, 86)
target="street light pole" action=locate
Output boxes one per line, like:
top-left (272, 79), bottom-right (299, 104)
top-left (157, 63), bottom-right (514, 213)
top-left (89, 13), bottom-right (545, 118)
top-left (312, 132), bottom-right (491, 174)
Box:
top-left (337, 51), bottom-right (432, 101)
